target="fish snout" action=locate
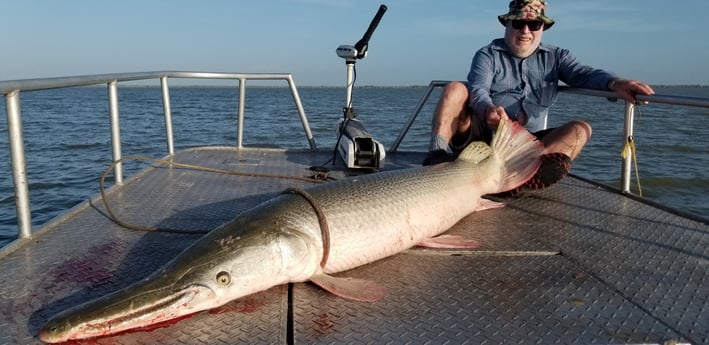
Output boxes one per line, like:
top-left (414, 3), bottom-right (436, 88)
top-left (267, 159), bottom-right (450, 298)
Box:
top-left (38, 318), bottom-right (72, 343)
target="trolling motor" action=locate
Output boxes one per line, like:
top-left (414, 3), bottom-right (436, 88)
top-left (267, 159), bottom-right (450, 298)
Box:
top-left (335, 4), bottom-right (387, 169)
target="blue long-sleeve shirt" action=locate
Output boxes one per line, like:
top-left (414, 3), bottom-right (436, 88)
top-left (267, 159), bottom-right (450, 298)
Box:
top-left (467, 38), bottom-right (616, 132)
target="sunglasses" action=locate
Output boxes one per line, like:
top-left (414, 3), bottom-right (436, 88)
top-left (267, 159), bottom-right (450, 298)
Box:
top-left (510, 20), bottom-right (544, 31)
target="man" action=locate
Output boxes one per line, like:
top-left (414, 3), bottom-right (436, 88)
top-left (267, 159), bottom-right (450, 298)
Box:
top-left (424, 0), bottom-right (655, 193)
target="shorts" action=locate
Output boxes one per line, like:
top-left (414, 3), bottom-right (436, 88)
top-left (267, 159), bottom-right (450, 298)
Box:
top-left (449, 111), bottom-right (553, 153)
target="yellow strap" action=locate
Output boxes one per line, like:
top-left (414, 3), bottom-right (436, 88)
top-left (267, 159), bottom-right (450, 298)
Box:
top-left (621, 136), bottom-right (642, 196)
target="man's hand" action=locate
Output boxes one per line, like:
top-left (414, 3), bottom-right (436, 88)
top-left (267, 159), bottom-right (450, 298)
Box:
top-left (608, 78), bottom-right (655, 104)
top-left (484, 105), bottom-right (510, 130)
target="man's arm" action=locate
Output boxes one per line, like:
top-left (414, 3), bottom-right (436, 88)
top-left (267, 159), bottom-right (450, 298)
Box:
top-left (467, 49), bottom-right (496, 118)
top-left (558, 48), bottom-right (654, 103)
top-left (466, 49), bottom-right (511, 130)
top-left (608, 78), bottom-right (656, 104)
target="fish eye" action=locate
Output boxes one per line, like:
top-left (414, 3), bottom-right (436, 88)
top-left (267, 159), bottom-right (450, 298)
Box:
top-left (216, 271), bottom-right (231, 286)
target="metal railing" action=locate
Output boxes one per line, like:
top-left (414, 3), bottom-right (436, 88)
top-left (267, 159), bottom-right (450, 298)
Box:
top-left (390, 80), bottom-right (709, 193)
top-left (1, 71), bottom-right (316, 242)
top-left (4, 75), bottom-right (709, 246)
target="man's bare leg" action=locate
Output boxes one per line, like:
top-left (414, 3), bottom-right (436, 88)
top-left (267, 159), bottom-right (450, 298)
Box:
top-left (429, 81), bottom-right (472, 151)
top-left (540, 120), bottom-right (592, 159)
top-left (512, 120), bottom-right (591, 192)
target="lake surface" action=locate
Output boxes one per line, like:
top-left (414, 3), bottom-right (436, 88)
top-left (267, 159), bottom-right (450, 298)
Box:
top-left (2, 85), bottom-right (708, 246)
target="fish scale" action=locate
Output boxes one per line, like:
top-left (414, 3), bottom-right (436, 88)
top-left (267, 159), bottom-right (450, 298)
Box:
top-left (38, 118), bottom-right (543, 342)
top-left (290, 165), bottom-right (487, 274)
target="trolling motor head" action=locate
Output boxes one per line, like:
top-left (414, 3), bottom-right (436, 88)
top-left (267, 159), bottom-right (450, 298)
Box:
top-left (334, 4), bottom-right (388, 169)
top-left (336, 4), bottom-right (387, 62)
top-left (335, 45), bottom-right (360, 61)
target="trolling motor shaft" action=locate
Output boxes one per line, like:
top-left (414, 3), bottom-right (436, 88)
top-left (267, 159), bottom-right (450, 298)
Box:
top-left (335, 4), bottom-right (387, 169)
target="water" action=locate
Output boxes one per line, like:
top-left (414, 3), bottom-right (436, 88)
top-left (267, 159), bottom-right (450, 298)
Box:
top-left (2, 85), bottom-right (708, 247)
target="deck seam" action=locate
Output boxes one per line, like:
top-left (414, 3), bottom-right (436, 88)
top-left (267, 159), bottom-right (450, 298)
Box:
top-left (558, 250), bottom-right (693, 344)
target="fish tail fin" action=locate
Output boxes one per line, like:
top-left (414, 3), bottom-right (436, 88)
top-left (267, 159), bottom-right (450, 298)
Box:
top-left (490, 118), bottom-right (545, 193)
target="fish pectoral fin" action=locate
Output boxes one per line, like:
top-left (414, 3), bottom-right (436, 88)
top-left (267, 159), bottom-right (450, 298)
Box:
top-left (310, 274), bottom-right (385, 302)
top-left (417, 234), bottom-right (481, 249)
top-left (476, 198), bottom-right (505, 211)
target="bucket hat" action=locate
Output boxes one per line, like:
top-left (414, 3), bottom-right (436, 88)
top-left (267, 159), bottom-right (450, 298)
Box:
top-left (498, 0), bottom-right (555, 30)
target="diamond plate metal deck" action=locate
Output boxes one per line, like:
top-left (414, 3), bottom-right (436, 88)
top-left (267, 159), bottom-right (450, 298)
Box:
top-left (293, 255), bottom-right (682, 344)
top-left (0, 147), bottom-right (706, 344)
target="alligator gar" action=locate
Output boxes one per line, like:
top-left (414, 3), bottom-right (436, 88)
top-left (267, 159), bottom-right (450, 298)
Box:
top-left (38, 118), bottom-right (543, 342)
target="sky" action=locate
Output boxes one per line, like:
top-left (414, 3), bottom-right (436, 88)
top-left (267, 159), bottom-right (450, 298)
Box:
top-left (1, 0), bottom-right (707, 86)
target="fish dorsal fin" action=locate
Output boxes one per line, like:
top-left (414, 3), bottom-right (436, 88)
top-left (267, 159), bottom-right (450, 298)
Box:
top-left (456, 141), bottom-right (492, 164)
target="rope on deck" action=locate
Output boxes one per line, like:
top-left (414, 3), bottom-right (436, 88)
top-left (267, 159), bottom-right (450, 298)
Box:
top-left (99, 155), bottom-right (326, 234)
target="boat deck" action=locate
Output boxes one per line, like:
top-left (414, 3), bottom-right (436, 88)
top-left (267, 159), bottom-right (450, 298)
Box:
top-left (0, 147), bottom-right (706, 344)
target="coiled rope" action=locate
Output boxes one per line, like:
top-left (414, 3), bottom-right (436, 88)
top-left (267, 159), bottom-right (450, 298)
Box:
top-left (99, 156), bottom-right (327, 234)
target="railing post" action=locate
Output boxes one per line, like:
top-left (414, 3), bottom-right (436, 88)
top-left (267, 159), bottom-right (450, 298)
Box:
top-left (286, 75), bottom-right (317, 150)
top-left (390, 81), bottom-right (441, 152)
top-left (160, 77), bottom-right (175, 155)
top-left (621, 101), bottom-right (636, 193)
top-left (5, 91), bottom-right (33, 239)
top-left (107, 81), bottom-right (123, 185)
top-left (237, 78), bottom-right (246, 148)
